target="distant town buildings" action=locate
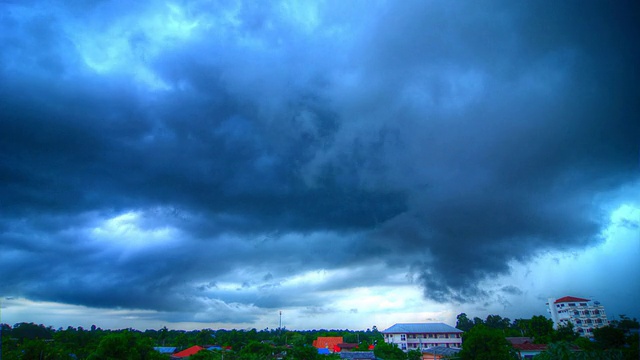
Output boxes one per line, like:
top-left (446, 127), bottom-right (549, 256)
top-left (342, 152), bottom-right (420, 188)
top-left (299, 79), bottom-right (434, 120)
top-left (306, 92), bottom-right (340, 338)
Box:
top-left (546, 296), bottom-right (609, 337)
top-left (381, 323), bottom-right (462, 351)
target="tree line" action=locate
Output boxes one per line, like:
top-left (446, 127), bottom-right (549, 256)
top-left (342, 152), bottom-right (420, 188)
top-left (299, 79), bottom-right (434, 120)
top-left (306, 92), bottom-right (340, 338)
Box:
top-left (0, 323), bottom-right (386, 360)
top-left (455, 313), bottom-right (639, 360)
top-left (1, 314), bottom-right (637, 360)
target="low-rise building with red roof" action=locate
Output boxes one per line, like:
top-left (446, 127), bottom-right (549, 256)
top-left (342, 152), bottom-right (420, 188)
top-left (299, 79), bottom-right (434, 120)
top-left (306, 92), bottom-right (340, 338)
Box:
top-left (511, 343), bottom-right (548, 359)
top-left (171, 345), bottom-right (205, 359)
top-left (313, 337), bottom-right (344, 353)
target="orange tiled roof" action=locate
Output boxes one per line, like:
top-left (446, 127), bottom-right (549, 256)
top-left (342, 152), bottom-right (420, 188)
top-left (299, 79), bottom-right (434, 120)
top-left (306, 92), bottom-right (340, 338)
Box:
top-left (312, 337), bottom-right (344, 350)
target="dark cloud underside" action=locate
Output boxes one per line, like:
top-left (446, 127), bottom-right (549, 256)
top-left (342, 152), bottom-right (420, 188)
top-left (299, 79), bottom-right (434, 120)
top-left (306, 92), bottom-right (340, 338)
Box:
top-left (0, 0), bottom-right (638, 322)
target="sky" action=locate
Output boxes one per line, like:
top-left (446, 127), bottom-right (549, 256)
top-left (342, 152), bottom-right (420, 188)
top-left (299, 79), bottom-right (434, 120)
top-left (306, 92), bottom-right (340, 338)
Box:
top-left (1, 0), bottom-right (639, 332)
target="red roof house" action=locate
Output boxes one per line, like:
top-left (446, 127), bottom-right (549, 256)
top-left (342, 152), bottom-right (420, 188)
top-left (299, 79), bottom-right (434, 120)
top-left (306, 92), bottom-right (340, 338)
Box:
top-left (171, 345), bottom-right (205, 358)
top-left (512, 343), bottom-right (548, 359)
top-left (313, 337), bottom-right (344, 353)
top-left (554, 296), bottom-right (590, 303)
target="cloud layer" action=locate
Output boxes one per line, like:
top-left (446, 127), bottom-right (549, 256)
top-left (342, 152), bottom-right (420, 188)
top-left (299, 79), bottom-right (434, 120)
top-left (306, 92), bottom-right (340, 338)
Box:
top-left (1, 0), bottom-right (638, 326)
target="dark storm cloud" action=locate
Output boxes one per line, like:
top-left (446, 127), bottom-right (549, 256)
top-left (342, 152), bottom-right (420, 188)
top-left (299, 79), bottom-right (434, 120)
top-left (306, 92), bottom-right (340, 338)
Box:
top-left (346, 0), bottom-right (640, 302)
top-left (1, 0), bottom-right (638, 323)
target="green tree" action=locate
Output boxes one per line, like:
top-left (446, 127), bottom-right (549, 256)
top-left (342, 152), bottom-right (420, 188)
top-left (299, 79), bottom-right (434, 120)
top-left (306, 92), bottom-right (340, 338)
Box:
top-left (356, 341), bottom-right (371, 351)
top-left (573, 336), bottom-right (597, 351)
top-left (456, 313), bottom-right (474, 332)
top-left (175, 332), bottom-right (191, 349)
top-left (11, 322), bottom-right (54, 341)
top-left (287, 345), bottom-right (319, 360)
top-left (621, 332), bottom-right (638, 360)
top-left (593, 326), bottom-right (625, 349)
top-left (473, 317), bottom-right (484, 326)
top-left (610, 315), bottom-right (640, 333)
top-left (524, 315), bottom-right (554, 343)
top-left (407, 349), bottom-right (421, 360)
top-left (198, 329), bottom-right (215, 346)
top-left (485, 315), bottom-right (510, 330)
top-left (459, 325), bottom-right (517, 360)
top-left (533, 342), bottom-right (575, 360)
top-left (373, 341), bottom-right (406, 360)
top-left (238, 340), bottom-right (275, 360)
top-left (87, 330), bottom-right (167, 360)
top-left (157, 326), bottom-right (169, 346)
top-left (552, 323), bottom-right (579, 343)
top-left (15, 338), bottom-right (62, 360)
top-left (191, 350), bottom-right (218, 360)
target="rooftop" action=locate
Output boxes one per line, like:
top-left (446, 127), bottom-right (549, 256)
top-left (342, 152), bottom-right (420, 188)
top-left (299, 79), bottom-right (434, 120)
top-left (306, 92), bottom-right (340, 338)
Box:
top-left (422, 346), bottom-right (462, 356)
top-left (512, 343), bottom-right (548, 351)
top-left (313, 336), bottom-right (344, 350)
top-left (171, 345), bottom-right (205, 358)
top-left (382, 323), bottom-right (462, 334)
top-left (554, 296), bottom-right (590, 303)
top-left (339, 351), bottom-right (376, 360)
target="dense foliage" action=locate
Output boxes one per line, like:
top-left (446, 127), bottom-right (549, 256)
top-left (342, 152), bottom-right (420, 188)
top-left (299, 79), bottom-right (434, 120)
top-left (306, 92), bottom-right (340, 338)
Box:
top-left (458, 325), bottom-right (518, 360)
top-left (1, 314), bottom-right (637, 360)
top-left (0, 323), bottom-right (381, 360)
top-left (456, 313), bottom-right (639, 360)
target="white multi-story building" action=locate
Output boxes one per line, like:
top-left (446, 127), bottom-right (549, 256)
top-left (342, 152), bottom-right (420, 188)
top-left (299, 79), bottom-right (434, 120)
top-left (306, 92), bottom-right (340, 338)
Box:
top-left (546, 296), bottom-right (609, 337)
top-left (381, 323), bottom-right (462, 351)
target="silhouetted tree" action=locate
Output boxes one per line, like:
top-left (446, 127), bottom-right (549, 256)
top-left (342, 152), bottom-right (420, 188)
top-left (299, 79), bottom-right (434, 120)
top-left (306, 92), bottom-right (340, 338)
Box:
top-left (456, 313), bottom-right (474, 332)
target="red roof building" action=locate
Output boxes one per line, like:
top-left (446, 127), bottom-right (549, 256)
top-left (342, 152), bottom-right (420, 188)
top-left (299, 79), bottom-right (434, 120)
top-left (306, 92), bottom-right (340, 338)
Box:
top-left (511, 343), bottom-right (548, 359)
top-left (546, 296), bottom-right (609, 337)
top-left (313, 337), bottom-right (344, 353)
top-left (554, 296), bottom-right (590, 303)
top-left (171, 345), bottom-right (205, 358)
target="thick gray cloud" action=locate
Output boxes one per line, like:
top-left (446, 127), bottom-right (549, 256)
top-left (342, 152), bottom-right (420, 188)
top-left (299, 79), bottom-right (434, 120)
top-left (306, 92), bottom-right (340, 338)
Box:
top-left (1, 0), bottom-right (638, 325)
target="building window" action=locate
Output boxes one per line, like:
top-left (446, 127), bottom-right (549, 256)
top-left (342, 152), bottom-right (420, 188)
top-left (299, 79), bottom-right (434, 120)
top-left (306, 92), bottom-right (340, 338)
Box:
top-left (428, 334), bottom-right (434, 338)
top-left (580, 303), bottom-right (587, 306)
top-left (400, 335), bottom-right (406, 341)
top-left (401, 344), bottom-right (406, 351)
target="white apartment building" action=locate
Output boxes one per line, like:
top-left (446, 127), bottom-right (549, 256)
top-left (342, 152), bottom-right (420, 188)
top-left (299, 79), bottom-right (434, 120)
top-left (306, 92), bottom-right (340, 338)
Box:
top-left (546, 296), bottom-right (609, 337)
top-left (381, 323), bottom-right (462, 351)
